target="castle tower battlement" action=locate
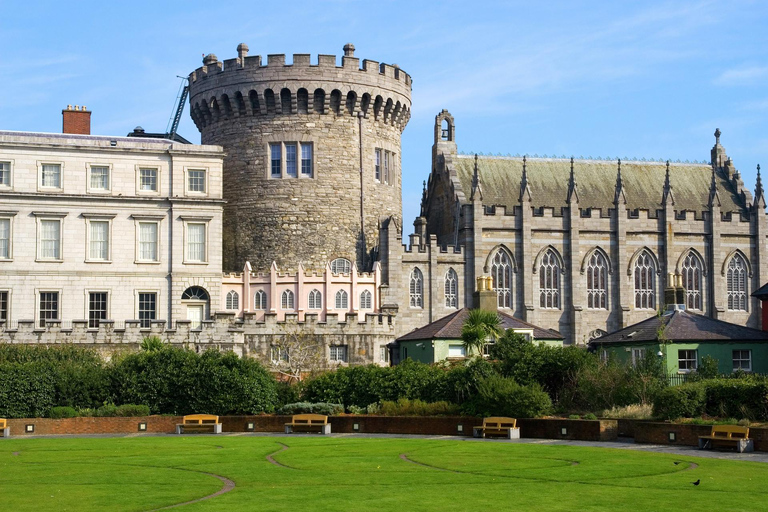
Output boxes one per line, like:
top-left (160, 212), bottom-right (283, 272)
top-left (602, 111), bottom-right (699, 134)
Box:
top-left (188, 44), bottom-right (412, 273)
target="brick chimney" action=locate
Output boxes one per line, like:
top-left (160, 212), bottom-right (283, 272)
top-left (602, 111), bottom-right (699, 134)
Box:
top-left (62, 105), bottom-right (91, 135)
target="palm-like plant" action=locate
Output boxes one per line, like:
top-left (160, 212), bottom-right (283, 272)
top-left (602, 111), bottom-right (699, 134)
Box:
top-left (461, 309), bottom-right (502, 357)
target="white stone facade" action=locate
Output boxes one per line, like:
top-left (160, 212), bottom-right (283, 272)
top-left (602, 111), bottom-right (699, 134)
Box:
top-left (0, 131), bottom-right (224, 331)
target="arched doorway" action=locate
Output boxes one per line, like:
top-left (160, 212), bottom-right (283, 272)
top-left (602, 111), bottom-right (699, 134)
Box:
top-left (181, 286), bottom-right (209, 330)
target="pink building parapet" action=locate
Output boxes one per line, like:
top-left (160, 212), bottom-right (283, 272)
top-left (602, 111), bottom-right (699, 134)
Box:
top-left (220, 261), bottom-right (382, 322)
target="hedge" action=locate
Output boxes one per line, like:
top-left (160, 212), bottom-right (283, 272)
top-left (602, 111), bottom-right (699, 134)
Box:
top-left (653, 378), bottom-right (768, 420)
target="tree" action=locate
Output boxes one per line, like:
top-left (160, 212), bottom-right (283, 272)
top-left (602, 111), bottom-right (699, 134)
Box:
top-left (267, 328), bottom-right (328, 382)
top-left (461, 309), bottom-right (502, 357)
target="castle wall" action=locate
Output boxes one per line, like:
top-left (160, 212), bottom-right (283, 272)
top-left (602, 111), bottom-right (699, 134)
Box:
top-left (188, 45), bottom-right (411, 272)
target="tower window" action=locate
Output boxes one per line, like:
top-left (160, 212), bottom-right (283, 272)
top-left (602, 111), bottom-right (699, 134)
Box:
top-left (269, 142), bottom-right (314, 179)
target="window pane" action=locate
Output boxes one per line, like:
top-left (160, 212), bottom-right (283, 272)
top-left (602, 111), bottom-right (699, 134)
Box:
top-left (90, 166), bottom-right (109, 190)
top-left (375, 149), bottom-right (381, 181)
top-left (140, 169), bottom-right (158, 191)
top-left (0, 218), bottom-right (9, 259)
top-left (301, 143), bottom-right (313, 176)
top-left (271, 143), bottom-right (282, 177)
top-left (39, 292), bottom-right (59, 327)
top-left (139, 222), bottom-right (158, 261)
top-left (188, 170), bottom-right (206, 192)
top-left (0, 291), bottom-right (8, 321)
top-left (42, 164), bottom-right (61, 188)
top-left (89, 221), bottom-right (109, 260)
top-left (0, 162), bottom-right (9, 186)
top-left (285, 144), bottom-right (297, 177)
top-left (89, 292), bottom-right (108, 328)
top-left (40, 220), bottom-right (60, 259)
top-left (138, 293), bottom-right (156, 328)
top-left (186, 223), bottom-right (206, 261)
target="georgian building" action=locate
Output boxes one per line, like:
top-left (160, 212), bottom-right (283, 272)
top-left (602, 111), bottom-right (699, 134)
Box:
top-left (384, 110), bottom-right (767, 344)
top-left (0, 107), bottom-right (225, 331)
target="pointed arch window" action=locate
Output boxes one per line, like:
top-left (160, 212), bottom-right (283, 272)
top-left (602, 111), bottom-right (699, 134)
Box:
top-left (281, 290), bottom-right (295, 310)
top-left (444, 268), bottom-right (458, 308)
top-left (681, 252), bottom-right (703, 310)
top-left (335, 290), bottom-right (348, 309)
top-left (225, 290), bottom-right (239, 310)
top-left (491, 250), bottom-right (513, 308)
top-left (308, 289), bottom-right (322, 310)
top-left (360, 290), bottom-right (372, 310)
top-left (409, 268), bottom-right (423, 308)
top-left (254, 290), bottom-right (267, 310)
top-left (634, 251), bottom-right (656, 309)
top-left (727, 254), bottom-right (748, 311)
top-left (331, 258), bottom-right (351, 274)
top-left (539, 248), bottom-right (561, 309)
top-left (586, 251), bottom-right (608, 309)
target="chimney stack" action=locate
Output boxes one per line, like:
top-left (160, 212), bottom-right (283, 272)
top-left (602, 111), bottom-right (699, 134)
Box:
top-left (62, 105), bottom-right (91, 135)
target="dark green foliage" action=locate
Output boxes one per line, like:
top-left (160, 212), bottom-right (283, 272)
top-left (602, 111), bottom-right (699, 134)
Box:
top-left (278, 402), bottom-right (344, 416)
top-left (489, 331), bottom-right (596, 404)
top-left (465, 375), bottom-right (552, 418)
top-left (275, 380), bottom-right (302, 408)
top-left (652, 383), bottom-right (706, 419)
top-left (689, 355), bottom-right (719, 381)
top-left (701, 378), bottom-right (768, 420)
top-left (461, 309), bottom-right (502, 355)
top-left (0, 361), bottom-right (57, 418)
top-left (570, 355), bottom-right (666, 411)
top-left (378, 399), bottom-right (460, 416)
top-left (443, 358), bottom-right (497, 404)
top-left (583, 413), bottom-right (598, 420)
top-left (49, 406), bottom-right (78, 418)
top-left (111, 348), bottom-right (278, 415)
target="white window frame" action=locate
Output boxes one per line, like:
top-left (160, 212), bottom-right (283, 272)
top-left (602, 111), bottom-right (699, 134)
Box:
top-left (444, 268), bottom-right (458, 308)
top-left (733, 349), bottom-right (752, 372)
top-left (83, 214), bottom-right (115, 263)
top-left (634, 251), bottom-right (657, 310)
top-left (136, 166), bottom-right (160, 195)
top-left (36, 289), bottom-right (61, 328)
top-left (254, 290), bottom-right (267, 310)
top-left (375, 148), bottom-right (381, 182)
top-left (0, 289), bottom-right (10, 324)
top-left (34, 212), bottom-right (66, 262)
top-left (726, 254), bottom-right (748, 312)
top-left (226, 290), bottom-right (240, 310)
top-left (586, 251), bottom-right (608, 310)
top-left (181, 216), bottom-right (211, 264)
top-left (271, 345), bottom-right (290, 364)
top-left (300, 142), bottom-right (313, 177)
top-left (331, 258), bottom-right (351, 274)
top-left (268, 141), bottom-right (315, 179)
top-left (380, 345), bottom-right (389, 363)
top-left (281, 290), bottom-right (295, 310)
top-left (87, 290), bottom-right (109, 329)
top-left (131, 215), bottom-right (163, 264)
top-left (335, 290), bottom-right (348, 310)
top-left (330, 345), bottom-right (348, 362)
top-left (38, 161), bottom-right (63, 192)
top-left (185, 168), bottom-right (208, 196)
top-left (308, 289), bottom-right (322, 310)
top-left (0, 160), bottom-right (14, 189)
top-left (631, 347), bottom-right (645, 367)
top-left (539, 248), bottom-right (561, 310)
top-left (682, 252), bottom-right (703, 310)
top-left (492, 249), bottom-right (514, 308)
top-left (678, 349), bottom-right (698, 373)
top-left (410, 267), bottom-right (424, 308)
top-left (360, 289), bottom-right (372, 310)
top-left (87, 164), bottom-right (112, 194)
top-left (0, 211), bottom-right (16, 261)
top-left (136, 290), bottom-right (159, 329)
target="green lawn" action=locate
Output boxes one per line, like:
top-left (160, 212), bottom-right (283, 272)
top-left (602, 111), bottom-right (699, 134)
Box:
top-left (2, 435), bottom-right (767, 511)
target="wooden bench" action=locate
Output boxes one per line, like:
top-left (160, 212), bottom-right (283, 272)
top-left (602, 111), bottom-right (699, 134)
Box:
top-left (473, 417), bottom-right (520, 439)
top-left (176, 414), bottom-right (222, 434)
top-left (698, 425), bottom-right (753, 453)
top-left (0, 418), bottom-right (8, 438)
top-left (284, 413), bottom-right (331, 434)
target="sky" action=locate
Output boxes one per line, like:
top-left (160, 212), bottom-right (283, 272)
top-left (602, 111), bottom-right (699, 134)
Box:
top-left (2, 0), bottom-right (767, 225)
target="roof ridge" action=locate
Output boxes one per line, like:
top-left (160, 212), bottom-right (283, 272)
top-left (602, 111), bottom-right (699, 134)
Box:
top-left (456, 153), bottom-right (711, 166)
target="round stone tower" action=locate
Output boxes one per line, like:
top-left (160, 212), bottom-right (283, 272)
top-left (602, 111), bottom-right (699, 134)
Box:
top-left (188, 43), bottom-right (412, 272)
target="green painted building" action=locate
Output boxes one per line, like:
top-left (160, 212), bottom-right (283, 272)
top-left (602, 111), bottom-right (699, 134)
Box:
top-left (395, 308), bottom-right (563, 364)
top-left (589, 306), bottom-right (768, 375)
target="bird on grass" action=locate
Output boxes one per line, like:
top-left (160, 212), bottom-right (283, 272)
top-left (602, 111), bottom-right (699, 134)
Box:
top-left (674, 462), bottom-right (680, 465)
top-left (692, 479), bottom-right (700, 486)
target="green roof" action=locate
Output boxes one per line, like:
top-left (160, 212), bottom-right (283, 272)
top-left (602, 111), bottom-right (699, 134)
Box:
top-left (454, 156), bottom-right (744, 214)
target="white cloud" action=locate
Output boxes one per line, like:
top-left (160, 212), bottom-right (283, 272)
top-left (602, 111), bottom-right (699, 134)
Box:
top-left (714, 66), bottom-right (768, 86)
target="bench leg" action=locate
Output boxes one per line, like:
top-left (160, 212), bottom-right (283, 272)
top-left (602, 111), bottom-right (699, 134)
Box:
top-left (176, 425), bottom-right (182, 435)
top-left (738, 439), bottom-right (755, 453)
top-left (698, 439), bottom-right (710, 450)
top-left (473, 428), bottom-right (483, 438)
top-left (1, 427), bottom-right (9, 438)
top-left (284, 425), bottom-right (293, 434)
top-left (321, 424), bottom-right (331, 435)
top-left (214, 424), bottom-right (222, 434)
top-left (508, 428), bottom-right (520, 440)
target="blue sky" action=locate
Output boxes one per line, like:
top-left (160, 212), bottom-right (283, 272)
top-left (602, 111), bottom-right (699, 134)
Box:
top-left (2, 0), bottom-right (766, 225)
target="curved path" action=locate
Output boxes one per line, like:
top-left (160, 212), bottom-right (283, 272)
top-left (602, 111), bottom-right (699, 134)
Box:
top-left (266, 442), bottom-right (297, 469)
top-left (149, 470), bottom-right (235, 511)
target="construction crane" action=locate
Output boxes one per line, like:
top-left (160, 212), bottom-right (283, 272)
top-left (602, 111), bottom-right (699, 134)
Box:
top-left (166, 76), bottom-right (189, 141)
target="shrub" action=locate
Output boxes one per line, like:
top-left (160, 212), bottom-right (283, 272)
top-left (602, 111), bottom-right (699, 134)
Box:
top-left (569, 356), bottom-right (666, 412)
top-left (701, 378), bottom-right (768, 420)
top-left (347, 405), bottom-right (367, 415)
top-left (278, 402), bottom-right (344, 416)
top-left (601, 404), bottom-right (654, 419)
top-left (466, 376), bottom-right (552, 418)
top-left (140, 336), bottom-right (165, 352)
top-left (583, 413), bottom-right (597, 420)
top-left (115, 404), bottom-right (150, 417)
top-left (49, 406), bottom-right (78, 418)
top-left (0, 362), bottom-right (56, 418)
top-left (378, 399), bottom-right (460, 416)
top-left (275, 380), bottom-right (302, 408)
top-left (652, 383), bottom-right (706, 420)
top-left (96, 403), bottom-right (120, 417)
top-left (569, 414), bottom-right (581, 419)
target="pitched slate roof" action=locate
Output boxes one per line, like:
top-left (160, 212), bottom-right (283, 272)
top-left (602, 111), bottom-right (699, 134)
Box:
top-left (396, 308), bottom-right (563, 342)
top-left (752, 282), bottom-right (768, 300)
top-left (453, 156), bottom-right (744, 214)
top-left (589, 309), bottom-right (768, 346)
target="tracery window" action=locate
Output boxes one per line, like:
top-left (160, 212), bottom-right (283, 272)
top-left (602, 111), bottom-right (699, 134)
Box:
top-left (254, 290), bottom-right (267, 310)
top-left (360, 290), bottom-right (372, 309)
top-left (634, 250), bottom-right (656, 309)
top-left (727, 253), bottom-right (748, 311)
top-left (335, 290), bottom-right (348, 309)
top-left (491, 250), bottom-right (513, 308)
top-left (444, 268), bottom-right (458, 308)
top-left (681, 252), bottom-right (703, 310)
top-left (409, 268), bottom-right (423, 308)
top-left (586, 251), bottom-right (608, 310)
top-left (539, 248), bottom-right (560, 309)
top-left (225, 291), bottom-right (239, 310)
top-left (281, 290), bottom-right (295, 310)
top-left (308, 289), bottom-right (322, 310)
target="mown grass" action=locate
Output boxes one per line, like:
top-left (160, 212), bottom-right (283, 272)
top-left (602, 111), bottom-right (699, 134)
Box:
top-left (2, 436), bottom-right (767, 511)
